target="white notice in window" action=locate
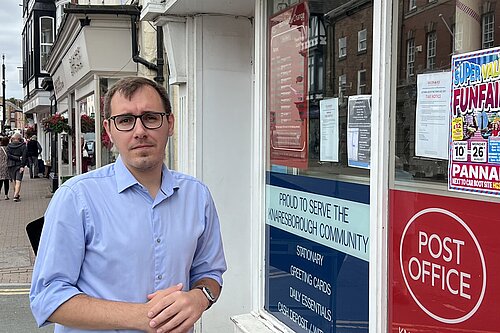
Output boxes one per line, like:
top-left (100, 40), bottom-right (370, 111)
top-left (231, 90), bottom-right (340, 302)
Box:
top-left (320, 98), bottom-right (339, 162)
top-left (415, 72), bottom-right (451, 160)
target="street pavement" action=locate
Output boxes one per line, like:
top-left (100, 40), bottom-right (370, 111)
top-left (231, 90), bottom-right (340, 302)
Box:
top-left (0, 171), bottom-right (53, 332)
top-left (0, 170), bottom-right (52, 285)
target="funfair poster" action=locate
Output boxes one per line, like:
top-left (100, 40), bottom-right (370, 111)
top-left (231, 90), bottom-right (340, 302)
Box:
top-left (449, 47), bottom-right (500, 196)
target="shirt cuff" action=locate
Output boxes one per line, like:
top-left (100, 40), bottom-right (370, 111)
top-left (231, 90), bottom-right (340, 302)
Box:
top-left (30, 283), bottom-right (83, 327)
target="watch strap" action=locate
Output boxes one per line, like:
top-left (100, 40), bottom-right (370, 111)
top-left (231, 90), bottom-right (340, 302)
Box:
top-left (195, 285), bottom-right (216, 310)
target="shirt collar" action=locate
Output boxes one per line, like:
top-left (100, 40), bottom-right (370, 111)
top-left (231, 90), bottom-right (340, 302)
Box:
top-left (114, 156), bottom-right (180, 196)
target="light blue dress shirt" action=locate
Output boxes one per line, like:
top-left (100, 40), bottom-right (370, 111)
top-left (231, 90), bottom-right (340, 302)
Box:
top-left (30, 157), bottom-right (227, 332)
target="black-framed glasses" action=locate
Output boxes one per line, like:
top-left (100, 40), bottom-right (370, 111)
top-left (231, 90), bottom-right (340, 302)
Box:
top-left (108, 112), bottom-right (168, 132)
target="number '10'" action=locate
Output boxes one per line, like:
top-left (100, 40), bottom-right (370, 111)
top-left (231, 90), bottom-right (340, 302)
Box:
top-left (454, 145), bottom-right (465, 156)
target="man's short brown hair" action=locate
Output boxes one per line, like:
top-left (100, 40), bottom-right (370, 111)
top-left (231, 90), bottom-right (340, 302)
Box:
top-left (103, 77), bottom-right (172, 118)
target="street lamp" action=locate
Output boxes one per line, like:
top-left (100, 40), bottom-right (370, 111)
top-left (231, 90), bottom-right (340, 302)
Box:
top-left (2, 54), bottom-right (6, 134)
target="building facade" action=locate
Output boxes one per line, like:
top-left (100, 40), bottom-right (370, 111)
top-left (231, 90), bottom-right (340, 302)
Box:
top-left (23, 0), bottom-right (166, 187)
top-left (139, 1), bottom-right (500, 333)
top-left (21, 0), bottom-right (56, 167)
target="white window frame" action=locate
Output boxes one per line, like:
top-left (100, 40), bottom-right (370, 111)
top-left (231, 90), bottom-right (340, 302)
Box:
top-left (482, 13), bottom-right (494, 49)
top-left (339, 74), bottom-right (347, 98)
top-left (426, 31), bottom-right (436, 70)
top-left (407, 38), bottom-right (415, 78)
top-left (358, 29), bottom-right (367, 52)
top-left (357, 69), bottom-right (367, 94)
top-left (40, 16), bottom-right (54, 72)
top-left (409, 0), bottom-right (416, 11)
top-left (339, 36), bottom-right (347, 58)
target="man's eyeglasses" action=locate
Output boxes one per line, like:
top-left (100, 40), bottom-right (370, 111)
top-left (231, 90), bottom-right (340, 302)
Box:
top-left (108, 112), bottom-right (168, 132)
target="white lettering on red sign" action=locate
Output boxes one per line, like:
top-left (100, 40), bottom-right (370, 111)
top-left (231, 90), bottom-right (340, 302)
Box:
top-left (399, 208), bottom-right (486, 324)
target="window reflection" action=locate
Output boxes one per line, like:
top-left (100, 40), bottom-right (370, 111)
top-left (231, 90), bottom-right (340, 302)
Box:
top-left (395, 0), bottom-right (500, 184)
top-left (99, 78), bottom-right (118, 166)
top-left (267, 0), bottom-right (373, 182)
top-left (80, 95), bottom-right (95, 173)
top-left (40, 17), bottom-right (54, 70)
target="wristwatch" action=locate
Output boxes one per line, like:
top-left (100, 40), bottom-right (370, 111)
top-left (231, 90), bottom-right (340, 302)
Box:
top-left (195, 285), bottom-right (216, 309)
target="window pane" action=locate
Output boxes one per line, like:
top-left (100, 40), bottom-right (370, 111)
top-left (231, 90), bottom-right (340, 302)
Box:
top-left (406, 38), bottom-right (415, 78)
top-left (40, 17), bottom-right (53, 43)
top-left (40, 44), bottom-right (50, 69)
top-left (265, 1), bottom-right (372, 332)
top-left (339, 36), bottom-right (347, 57)
top-left (40, 17), bottom-right (54, 70)
top-left (409, 0), bottom-right (416, 11)
top-left (358, 29), bottom-right (367, 51)
top-left (482, 13), bottom-right (494, 49)
top-left (268, 1), bottom-right (372, 180)
top-left (426, 32), bottom-right (436, 70)
top-left (394, 1), bottom-right (500, 186)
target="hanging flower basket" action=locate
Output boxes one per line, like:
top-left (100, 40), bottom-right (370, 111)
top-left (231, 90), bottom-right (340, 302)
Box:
top-left (25, 125), bottom-right (37, 137)
top-left (101, 127), bottom-right (113, 149)
top-left (81, 114), bottom-right (95, 133)
top-left (41, 114), bottom-right (72, 135)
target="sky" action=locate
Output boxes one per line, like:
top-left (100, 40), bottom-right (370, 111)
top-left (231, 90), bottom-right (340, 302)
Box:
top-left (0, 1), bottom-right (23, 100)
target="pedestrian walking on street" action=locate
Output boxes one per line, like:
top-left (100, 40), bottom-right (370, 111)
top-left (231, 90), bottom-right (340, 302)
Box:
top-left (30, 77), bottom-right (227, 333)
top-left (27, 135), bottom-right (42, 178)
top-left (0, 136), bottom-right (10, 200)
top-left (7, 132), bottom-right (27, 202)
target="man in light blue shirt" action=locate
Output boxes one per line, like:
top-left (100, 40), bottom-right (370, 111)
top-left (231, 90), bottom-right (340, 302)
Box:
top-left (30, 77), bottom-right (226, 333)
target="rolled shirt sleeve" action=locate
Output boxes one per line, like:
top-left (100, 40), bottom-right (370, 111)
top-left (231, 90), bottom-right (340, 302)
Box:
top-left (190, 185), bottom-right (227, 287)
top-left (29, 160), bottom-right (227, 331)
top-left (30, 185), bottom-right (86, 327)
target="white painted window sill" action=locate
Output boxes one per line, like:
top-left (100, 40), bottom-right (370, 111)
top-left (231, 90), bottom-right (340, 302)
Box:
top-left (231, 313), bottom-right (284, 333)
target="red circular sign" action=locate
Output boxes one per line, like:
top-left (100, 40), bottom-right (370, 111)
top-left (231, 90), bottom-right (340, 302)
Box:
top-left (400, 208), bottom-right (486, 324)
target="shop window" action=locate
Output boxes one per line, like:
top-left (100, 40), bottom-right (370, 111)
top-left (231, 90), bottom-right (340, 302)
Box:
top-left (406, 38), bottom-right (415, 78)
top-left (267, 0), bottom-right (372, 181)
top-left (358, 29), bottom-right (367, 52)
top-left (393, 0), bottom-right (500, 186)
top-left (99, 78), bottom-right (119, 167)
top-left (79, 95), bottom-right (96, 173)
top-left (40, 16), bottom-right (54, 72)
top-left (426, 31), bottom-right (436, 70)
top-left (482, 13), bottom-right (494, 49)
top-left (265, 1), bottom-right (372, 332)
top-left (339, 36), bottom-right (347, 58)
top-left (392, 3), bottom-right (500, 333)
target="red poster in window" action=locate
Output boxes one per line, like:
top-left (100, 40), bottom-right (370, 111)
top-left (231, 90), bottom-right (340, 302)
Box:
top-left (389, 190), bottom-right (500, 332)
top-left (269, 2), bottom-right (309, 169)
